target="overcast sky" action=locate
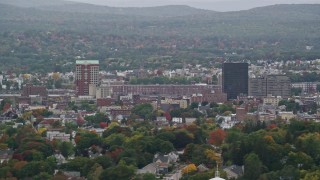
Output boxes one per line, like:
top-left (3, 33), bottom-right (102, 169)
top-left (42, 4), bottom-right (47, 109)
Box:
top-left (70, 0), bottom-right (320, 11)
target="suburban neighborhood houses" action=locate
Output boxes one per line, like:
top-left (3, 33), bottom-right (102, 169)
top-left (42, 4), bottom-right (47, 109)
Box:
top-left (1, 0), bottom-right (320, 179)
top-left (1, 58), bottom-right (320, 179)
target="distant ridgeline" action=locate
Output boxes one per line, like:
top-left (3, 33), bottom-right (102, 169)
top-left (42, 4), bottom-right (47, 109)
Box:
top-left (0, 0), bottom-right (320, 72)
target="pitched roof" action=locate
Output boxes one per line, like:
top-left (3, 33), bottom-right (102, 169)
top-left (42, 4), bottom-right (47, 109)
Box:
top-left (153, 153), bottom-right (169, 163)
top-left (137, 163), bottom-right (157, 174)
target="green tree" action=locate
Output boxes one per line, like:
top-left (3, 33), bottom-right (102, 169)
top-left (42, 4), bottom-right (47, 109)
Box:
top-left (173, 130), bottom-right (194, 149)
top-left (65, 157), bottom-right (94, 176)
top-left (181, 144), bottom-right (216, 167)
top-left (76, 132), bottom-right (102, 152)
top-left (0, 98), bottom-right (11, 112)
top-left (279, 99), bottom-right (301, 114)
top-left (156, 131), bottom-right (176, 142)
top-left (217, 103), bottom-right (235, 114)
top-left (210, 102), bottom-right (219, 108)
top-left (131, 104), bottom-right (154, 120)
top-left (287, 151), bottom-right (314, 169)
top-left (104, 133), bottom-right (126, 147)
top-left (58, 141), bottom-right (74, 158)
top-left (103, 124), bottom-right (132, 137)
top-left (16, 161), bottom-right (54, 179)
top-left (99, 161), bottom-right (135, 180)
top-left (141, 173), bottom-right (157, 180)
top-left (85, 113), bottom-right (107, 125)
top-left (303, 169), bottom-right (320, 180)
top-left (87, 163), bottom-right (103, 180)
top-left (80, 101), bottom-right (96, 112)
top-left (296, 133), bottom-right (320, 163)
top-left (93, 155), bottom-right (113, 169)
top-left (243, 153), bottom-right (264, 180)
top-left (33, 172), bottom-right (52, 180)
top-left (158, 140), bottom-right (174, 154)
top-left (278, 165), bottom-right (300, 180)
top-left (190, 102), bottom-right (199, 109)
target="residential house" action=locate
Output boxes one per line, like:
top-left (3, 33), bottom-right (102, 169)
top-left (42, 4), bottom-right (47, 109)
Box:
top-left (137, 163), bottom-right (157, 175)
top-left (223, 165), bottom-right (244, 179)
top-left (152, 152), bottom-right (179, 175)
top-left (0, 149), bottom-right (13, 163)
top-left (54, 153), bottom-right (67, 165)
top-left (163, 170), bottom-right (183, 180)
top-left (156, 117), bottom-right (167, 122)
top-left (172, 117), bottom-right (183, 124)
top-left (185, 118), bottom-right (196, 125)
top-left (197, 164), bottom-right (209, 172)
top-left (47, 131), bottom-right (71, 142)
top-left (278, 111), bottom-right (296, 121)
top-left (216, 115), bottom-right (237, 129)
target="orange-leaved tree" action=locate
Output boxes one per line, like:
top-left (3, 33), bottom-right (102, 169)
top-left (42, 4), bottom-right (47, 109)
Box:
top-left (208, 129), bottom-right (227, 146)
top-left (182, 164), bottom-right (197, 174)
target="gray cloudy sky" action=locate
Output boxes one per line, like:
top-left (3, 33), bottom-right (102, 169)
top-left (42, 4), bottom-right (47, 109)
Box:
top-left (70, 0), bottom-right (320, 11)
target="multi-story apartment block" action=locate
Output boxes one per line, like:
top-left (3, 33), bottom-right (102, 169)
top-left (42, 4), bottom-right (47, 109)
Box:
top-left (292, 82), bottom-right (317, 94)
top-left (22, 84), bottom-right (48, 97)
top-left (267, 75), bottom-right (291, 98)
top-left (75, 60), bottom-right (99, 96)
top-left (92, 84), bottom-right (227, 103)
top-left (249, 75), bottom-right (291, 98)
top-left (249, 77), bottom-right (267, 98)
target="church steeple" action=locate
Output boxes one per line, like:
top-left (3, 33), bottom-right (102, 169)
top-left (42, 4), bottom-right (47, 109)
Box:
top-left (209, 164), bottom-right (225, 180)
top-left (215, 164), bottom-right (220, 177)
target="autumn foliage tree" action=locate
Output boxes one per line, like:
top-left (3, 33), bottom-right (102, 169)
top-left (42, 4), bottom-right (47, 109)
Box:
top-left (208, 129), bottom-right (227, 146)
top-left (182, 164), bottom-right (197, 175)
top-left (1, 103), bottom-right (11, 113)
top-left (205, 149), bottom-right (221, 164)
top-left (0, 98), bottom-right (11, 113)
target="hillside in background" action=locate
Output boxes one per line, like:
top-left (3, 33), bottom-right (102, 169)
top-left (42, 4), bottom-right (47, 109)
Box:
top-left (40, 0), bottom-right (320, 11)
top-left (37, 4), bottom-right (214, 17)
top-left (0, 2), bottom-right (319, 36)
top-left (0, 0), bottom-right (75, 7)
top-left (0, 0), bottom-right (213, 17)
top-left (0, 0), bottom-right (319, 73)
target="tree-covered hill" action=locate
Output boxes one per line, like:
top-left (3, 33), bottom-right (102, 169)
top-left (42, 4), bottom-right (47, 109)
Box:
top-left (37, 4), bottom-right (214, 17)
top-left (0, 2), bottom-right (319, 36)
top-left (0, 0), bottom-right (214, 17)
top-left (0, 0), bottom-right (75, 7)
top-left (0, 2), bottom-right (320, 72)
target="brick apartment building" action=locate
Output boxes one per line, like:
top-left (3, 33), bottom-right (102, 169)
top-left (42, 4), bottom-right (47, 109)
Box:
top-left (75, 60), bottom-right (99, 96)
top-left (95, 84), bottom-right (227, 103)
top-left (22, 84), bottom-right (48, 97)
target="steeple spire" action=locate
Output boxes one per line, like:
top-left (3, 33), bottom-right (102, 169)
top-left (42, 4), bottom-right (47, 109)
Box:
top-left (215, 163), bottom-right (220, 177)
top-left (209, 163), bottom-right (225, 180)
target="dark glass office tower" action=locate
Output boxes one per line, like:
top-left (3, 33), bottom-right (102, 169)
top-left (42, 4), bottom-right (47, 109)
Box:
top-left (222, 63), bottom-right (248, 100)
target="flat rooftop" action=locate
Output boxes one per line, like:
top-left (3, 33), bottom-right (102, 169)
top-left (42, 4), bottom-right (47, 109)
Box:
top-left (76, 60), bottom-right (99, 65)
